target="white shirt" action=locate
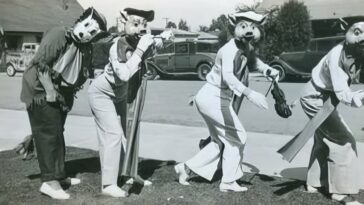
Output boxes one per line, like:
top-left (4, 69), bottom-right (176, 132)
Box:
top-left (311, 43), bottom-right (357, 106)
top-left (104, 37), bottom-right (141, 84)
top-left (206, 39), bottom-right (270, 97)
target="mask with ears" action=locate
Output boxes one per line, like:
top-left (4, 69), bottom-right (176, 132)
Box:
top-left (72, 7), bottom-right (107, 43)
top-left (228, 11), bottom-right (267, 45)
top-left (119, 8), bottom-right (155, 38)
top-left (340, 17), bottom-right (364, 58)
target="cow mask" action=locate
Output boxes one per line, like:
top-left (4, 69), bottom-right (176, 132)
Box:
top-left (120, 8), bottom-right (155, 38)
top-left (72, 7), bottom-right (107, 43)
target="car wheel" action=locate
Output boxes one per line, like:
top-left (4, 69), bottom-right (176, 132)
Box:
top-left (6, 64), bottom-right (16, 77)
top-left (144, 64), bottom-right (158, 80)
top-left (197, 63), bottom-right (211, 81)
top-left (271, 64), bottom-right (286, 82)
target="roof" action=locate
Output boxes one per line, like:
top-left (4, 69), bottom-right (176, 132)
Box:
top-left (150, 27), bottom-right (199, 38)
top-left (260, 0), bottom-right (364, 20)
top-left (197, 32), bottom-right (218, 40)
top-left (0, 0), bottom-right (84, 33)
top-left (170, 28), bottom-right (199, 38)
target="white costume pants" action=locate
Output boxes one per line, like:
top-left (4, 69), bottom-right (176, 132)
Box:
top-left (88, 73), bottom-right (127, 186)
top-left (186, 83), bottom-right (247, 183)
top-left (300, 81), bottom-right (359, 194)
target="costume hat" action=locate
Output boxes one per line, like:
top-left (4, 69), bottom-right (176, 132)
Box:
top-left (124, 8), bottom-right (154, 22)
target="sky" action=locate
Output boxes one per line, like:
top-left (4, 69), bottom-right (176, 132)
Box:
top-left (77, 0), bottom-right (255, 31)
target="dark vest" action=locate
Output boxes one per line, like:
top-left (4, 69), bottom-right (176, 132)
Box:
top-left (111, 35), bottom-right (141, 104)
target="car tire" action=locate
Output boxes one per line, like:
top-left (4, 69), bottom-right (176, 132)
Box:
top-left (271, 64), bottom-right (286, 82)
top-left (144, 64), bottom-right (158, 80)
top-left (197, 63), bottom-right (211, 81)
top-left (6, 64), bottom-right (16, 77)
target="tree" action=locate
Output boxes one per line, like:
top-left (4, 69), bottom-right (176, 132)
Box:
top-left (166, 21), bottom-right (177, 29)
top-left (0, 25), bottom-right (4, 58)
top-left (208, 14), bottom-right (231, 46)
top-left (178, 19), bottom-right (189, 31)
top-left (108, 26), bottom-right (118, 33)
top-left (261, 0), bottom-right (312, 61)
top-left (209, 15), bottom-right (229, 31)
top-left (199, 25), bottom-right (209, 32)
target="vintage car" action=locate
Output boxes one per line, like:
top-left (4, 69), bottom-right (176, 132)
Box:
top-left (269, 36), bottom-right (345, 81)
top-left (5, 43), bottom-right (39, 77)
top-left (146, 39), bottom-right (218, 80)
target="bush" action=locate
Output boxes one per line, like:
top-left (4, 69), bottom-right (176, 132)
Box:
top-left (261, 0), bottom-right (311, 61)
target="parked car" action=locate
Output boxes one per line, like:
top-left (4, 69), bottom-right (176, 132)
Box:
top-left (269, 36), bottom-right (345, 81)
top-left (146, 39), bottom-right (218, 80)
top-left (5, 42), bottom-right (39, 77)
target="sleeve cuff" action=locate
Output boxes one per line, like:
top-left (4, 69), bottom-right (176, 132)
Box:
top-left (241, 87), bottom-right (252, 97)
top-left (232, 86), bottom-right (251, 97)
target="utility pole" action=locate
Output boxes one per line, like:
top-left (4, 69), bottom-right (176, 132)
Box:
top-left (162, 17), bottom-right (169, 27)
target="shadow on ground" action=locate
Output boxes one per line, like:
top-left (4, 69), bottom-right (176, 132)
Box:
top-left (0, 147), bottom-right (362, 205)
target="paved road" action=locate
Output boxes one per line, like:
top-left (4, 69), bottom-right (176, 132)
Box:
top-left (1, 74), bottom-right (364, 140)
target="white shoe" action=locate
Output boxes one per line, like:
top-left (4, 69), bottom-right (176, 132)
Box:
top-left (39, 182), bottom-right (70, 200)
top-left (143, 180), bottom-right (152, 186)
top-left (331, 194), bottom-right (363, 205)
top-left (126, 178), bottom-right (152, 186)
top-left (102, 185), bottom-right (128, 198)
top-left (61, 177), bottom-right (81, 185)
top-left (126, 178), bottom-right (134, 185)
top-left (69, 178), bottom-right (81, 185)
top-left (305, 184), bottom-right (318, 193)
top-left (174, 163), bottom-right (190, 186)
top-left (219, 182), bottom-right (248, 192)
top-left (346, 201), bottom-right (364, 205)
top-left (332, 194), bottom-right (348, 201)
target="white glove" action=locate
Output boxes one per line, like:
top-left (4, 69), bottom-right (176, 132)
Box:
top-left (159, 30), bottom-right (174, 40)
top-left (154, 30), bottom-right (174, 49)
top-left (246, 90), bottom-right (269, 109)
top-left (352, 90), bottom-right (364, 108)
top-left (154, 38), bottom-right (163, 49)
top-left (137, 34), bottom-right (154, 52)
top-left (265, 68), bottom-right (280, 81)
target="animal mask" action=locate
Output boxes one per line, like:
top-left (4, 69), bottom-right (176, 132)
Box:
top-left (120, 8), bottom-right (155, 38)
top-left (72, 8), bottom-right (107, 43)
top-left (342, 21), bottom-right (364, 58)
top-left (228, 11), bottom-right (266, 45)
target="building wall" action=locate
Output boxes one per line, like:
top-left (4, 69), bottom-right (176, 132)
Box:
top-left (0, 32), bottom-right (42, 71)
top-left (5, 32), bottom-right (42, 51)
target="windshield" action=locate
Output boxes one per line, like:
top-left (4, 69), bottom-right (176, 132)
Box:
top-left (157, 42), bottom-right (174, 54)
top-left (197, 42), bottom-right (219, 53)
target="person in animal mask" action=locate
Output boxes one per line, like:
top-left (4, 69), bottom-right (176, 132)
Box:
top-left (298, 17), bottom-right (364, 205)
top-left (88, 8), bottom-right (172, 197)
top-left (20, 7), bottom-right (107, 200)
top-left (175, 9), bottom-right (279, 192)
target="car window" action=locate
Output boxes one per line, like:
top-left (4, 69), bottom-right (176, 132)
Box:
top-left (175, 43), bottom-right (189, 54)
top-left (317, 40), bottom-right (335, 52)
top-left (308, 41), bottom-right (317, 51)
top-left (335, 39), bottom-right (344, 44)
top-left (197, 43), bottom-right (219, 53)
top-left (158, 43), bottom-right (174, 54)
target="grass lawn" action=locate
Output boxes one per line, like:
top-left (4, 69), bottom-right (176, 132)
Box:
top-left (0, 147), bottom-right (362, 205)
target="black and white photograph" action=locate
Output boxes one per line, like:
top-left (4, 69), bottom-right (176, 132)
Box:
top-left (0, 0), bottom-right (364, 204)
